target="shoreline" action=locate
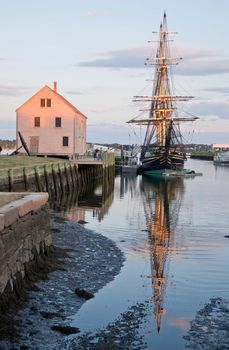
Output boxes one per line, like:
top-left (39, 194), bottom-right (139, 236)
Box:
top-left (0, 214), bottom-right (125, 349)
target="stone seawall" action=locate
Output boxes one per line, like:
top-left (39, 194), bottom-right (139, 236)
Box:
top-left (0, 193), bottom-right (50, 299)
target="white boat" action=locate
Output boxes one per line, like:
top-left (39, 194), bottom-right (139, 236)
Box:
top-left (214, 151), bottom-right (229, 164)
top-left (121, 156), bottom-right (140, 174)
top-left (121, 164), bottom-right (139, 174)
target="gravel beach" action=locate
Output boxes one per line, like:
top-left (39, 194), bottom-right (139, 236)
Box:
top-left (1, 214), bottom-right (228, 349)
top-left (184, 297), bottom-right (229, 350)
top-left (0, 215), bottom-right (125, 349)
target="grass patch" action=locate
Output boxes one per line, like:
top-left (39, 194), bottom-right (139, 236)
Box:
top-left (0, 156), bottom-right (67, 170)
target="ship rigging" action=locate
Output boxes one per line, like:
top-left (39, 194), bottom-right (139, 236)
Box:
top-left (127, 12), bottom-right (198, 176)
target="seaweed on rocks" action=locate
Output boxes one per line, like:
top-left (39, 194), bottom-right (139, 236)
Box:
top-left (184, 298), bottom-right (229, 349)
top-left (0, 216), bottom-right (125, 349)
top-left (0, 245), bottom-right (67, 341)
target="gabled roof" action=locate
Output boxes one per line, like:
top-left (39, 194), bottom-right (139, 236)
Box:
top-left (16, 85), bottom-right (87, 119)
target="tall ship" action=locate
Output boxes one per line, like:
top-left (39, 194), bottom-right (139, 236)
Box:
top-left (127, 13), bottom-right (198, 176)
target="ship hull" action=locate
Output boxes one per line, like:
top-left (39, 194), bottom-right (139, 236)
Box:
top-left (140, 151), bottom-right (185, 176)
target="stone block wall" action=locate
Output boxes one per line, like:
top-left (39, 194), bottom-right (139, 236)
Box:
top-left (0, 193), bottom-right (50, 295)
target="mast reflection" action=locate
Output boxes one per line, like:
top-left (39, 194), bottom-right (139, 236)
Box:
top-left (141, 176), bottom-right (184, 332)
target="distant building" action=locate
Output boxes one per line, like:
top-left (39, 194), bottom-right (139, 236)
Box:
top-left (212, 144), bottom-right (229, 151)
top-left (16, 82), bottom-right (87, 157)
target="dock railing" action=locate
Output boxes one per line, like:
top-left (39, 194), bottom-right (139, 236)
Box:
top-left (71, 152), bottom-right (115, 167)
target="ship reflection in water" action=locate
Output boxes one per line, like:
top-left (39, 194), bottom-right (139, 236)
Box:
top-left (118, 173), bottom-right (184, 333)
top-left (141, 176), bottom-right (184, 332)
top-left (52, 171), bottom-right (185, 334)
top-left (50, 160), bottom-right (229, 349)
top-left (56, 172), bottom-right (185, 334)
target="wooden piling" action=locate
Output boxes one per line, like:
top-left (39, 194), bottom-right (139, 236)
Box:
top-left (64, 163), bottom-right (70, 192)
top-left (44, 165), bottom-right (49, 193)
top-left (58, 163), bottom-right (64, 193)
top-left (8, 169), bottom-right (13, 192)
top-left (23, 167), bottom-right (28, 191)
top-left (34, 166), bottom-right (42, 192)
top-left (51, 164), bottom-right (58, 196)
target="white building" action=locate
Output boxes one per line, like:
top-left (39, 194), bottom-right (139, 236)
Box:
top-left (16, 82), bottom-right (87, 157)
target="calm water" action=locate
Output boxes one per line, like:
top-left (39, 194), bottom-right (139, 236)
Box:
top-left (62, 159), bottom-right (229, 349)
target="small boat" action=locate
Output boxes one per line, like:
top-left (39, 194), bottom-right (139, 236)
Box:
top-left (214, 151), bottom-right (229, 164)
top-left (127, 13), bottom-right (198, 177)
top-left (121, 156), bottom-right (139, 174)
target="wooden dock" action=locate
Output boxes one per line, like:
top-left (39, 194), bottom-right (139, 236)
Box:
top-left (71, 153), bottom-right (115, 168)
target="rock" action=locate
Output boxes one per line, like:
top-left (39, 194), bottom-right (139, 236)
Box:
top-left (77, 220), bottom-right (88, 224)
top-left (40, 311), bottom-right (63, 319)
top-left (224, 235), bottom-right (229, 238)
top-left (51, 325), bottom-right (80, 335)
top-left (75, 288), bottom-right (94, 300)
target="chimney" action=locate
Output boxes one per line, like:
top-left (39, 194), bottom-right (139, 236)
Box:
top-left (53, 81), bottom-right (57, 92)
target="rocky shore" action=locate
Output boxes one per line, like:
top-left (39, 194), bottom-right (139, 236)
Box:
top-left (184, 297), bottom-right (229, 350)
top-left (0, 215), bottom-right (125, 349)
top-left (2, 214), bottom-right (228, 349)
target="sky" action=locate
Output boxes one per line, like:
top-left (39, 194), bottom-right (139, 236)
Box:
top-left (1, 0), bottom-right (229, 145)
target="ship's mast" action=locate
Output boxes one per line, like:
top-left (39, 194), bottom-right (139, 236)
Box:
top-left (127, 12), bottom-right (197, 159)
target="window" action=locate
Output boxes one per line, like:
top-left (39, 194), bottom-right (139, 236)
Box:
top-left (55, 117), bottom-right (62, 127)
top-left (47, 99), bottom-right (51, 107)
top-left (40, 98), bottom-right (51, 107)
top-left (34, 117), bottom-right (40, 127)
top-left (63, 136), bottom-right (69, 147)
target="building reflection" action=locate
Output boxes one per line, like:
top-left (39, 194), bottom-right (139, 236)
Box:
top-left (141, 176), bottom-right (184, 332)
top-left (76, 172), bottom-right (115, 222)
top-left (50, 172), bottom-right (115, 222)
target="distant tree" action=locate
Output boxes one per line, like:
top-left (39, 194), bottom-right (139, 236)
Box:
top-left (0, 139), bottom-right (16, 149)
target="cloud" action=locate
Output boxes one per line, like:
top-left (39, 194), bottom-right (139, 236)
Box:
top-left (0, 85), bottom-right (32, 96)
top-left (65, 90), bottom-right (83, 95)
top-left (0, 120), bottom-right (15, 129)
top-left (86, 11), bottom-right (94, 17)
top-left (78, 45), bottom-right (229, 76)
top-left (177, 59), bottom-right (229, 76)
top-left (187, 100), bottom-right (229, 119)
top-left (89, 107), bottom-right (107, 114)
top-left (87, 122), bottom-right (131, 143)
top-left (78, 46), bottom-right (147, 69)
top-left (192, 131), bottom-right (229, 144)
top-left (203, 87), bottom-right (229, 94)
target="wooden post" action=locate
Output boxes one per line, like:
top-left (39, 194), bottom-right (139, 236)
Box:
top-left (75, 165), bottom-right (79, 187)
top-left (52, 164), bottom-right (57, 196)
top-left (64, 163), bottom-right (70, 191)
top-left (69, 164), bottom-right (75, 189)
top-left (23, 167), bottom-right (28, 191)
top-left (8, 169), bottom-right (13, 192)
top-left (44, 165), bottom-right (49, 193)
top-left (34, 166), bottom-right (42, 192)
top-left (58, 163), bottom-right (64, 193)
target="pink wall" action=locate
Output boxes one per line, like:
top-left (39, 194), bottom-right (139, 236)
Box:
top-left (16, 86), bottom-right (86, 156)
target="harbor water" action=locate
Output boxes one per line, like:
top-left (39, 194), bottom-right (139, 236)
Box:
top-left (63, 158), bottom-right (229, 349)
